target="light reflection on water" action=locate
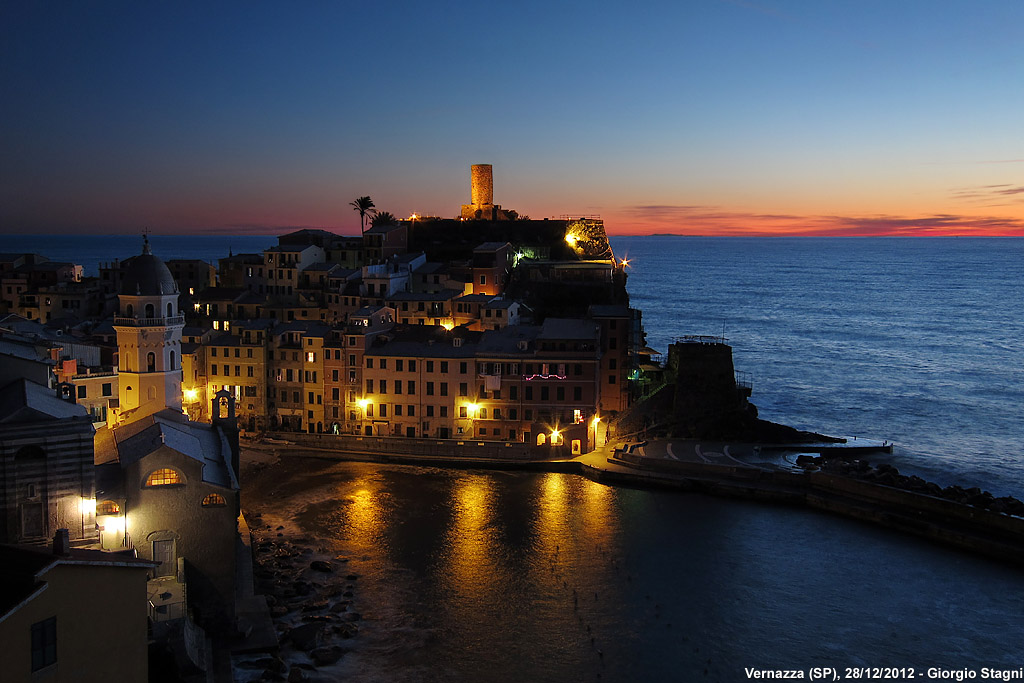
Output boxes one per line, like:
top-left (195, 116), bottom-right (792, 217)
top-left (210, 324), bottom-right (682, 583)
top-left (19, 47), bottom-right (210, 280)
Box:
top-left (268, 460), bottom-right (1024, 683)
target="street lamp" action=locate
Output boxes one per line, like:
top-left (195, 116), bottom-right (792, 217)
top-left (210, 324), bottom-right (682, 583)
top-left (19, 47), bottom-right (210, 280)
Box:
top-left (357, 398), bottom-right (370, 435)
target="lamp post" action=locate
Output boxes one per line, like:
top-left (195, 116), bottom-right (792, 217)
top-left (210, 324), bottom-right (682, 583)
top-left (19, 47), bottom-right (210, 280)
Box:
top-left (357, 398), bottom-right (370, 436)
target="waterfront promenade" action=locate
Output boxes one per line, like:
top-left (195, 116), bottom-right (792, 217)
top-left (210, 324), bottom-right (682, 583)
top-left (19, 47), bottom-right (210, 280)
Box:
top-left (245, 435), bottom-right (1024, 568)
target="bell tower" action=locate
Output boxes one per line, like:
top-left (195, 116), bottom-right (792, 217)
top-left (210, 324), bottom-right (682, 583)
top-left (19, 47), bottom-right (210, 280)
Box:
top-left (113, 236), bottom-right (185, 425)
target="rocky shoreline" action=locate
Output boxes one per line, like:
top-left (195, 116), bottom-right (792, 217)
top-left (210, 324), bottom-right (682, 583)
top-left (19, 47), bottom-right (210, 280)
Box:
top-left (797, 455), bottom-right (1024, 517)
top-left (233, 454), bottom-right (365, 683)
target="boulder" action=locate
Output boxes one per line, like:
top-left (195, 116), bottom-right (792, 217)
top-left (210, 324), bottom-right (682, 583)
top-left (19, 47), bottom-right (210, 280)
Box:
top-left (311, 645), bottom-right (345, 666)
top-left (310, 560), bottom-right (333, 573)
top-left (287, 623), bottom-right (324, 651)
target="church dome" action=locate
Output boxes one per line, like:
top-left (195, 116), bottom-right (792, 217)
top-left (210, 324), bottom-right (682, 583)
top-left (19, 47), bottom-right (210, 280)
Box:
top-left (120, 237), bottom-right (178, 296)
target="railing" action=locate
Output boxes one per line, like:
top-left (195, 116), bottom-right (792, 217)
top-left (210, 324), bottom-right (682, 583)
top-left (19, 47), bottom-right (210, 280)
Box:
top-left (674, 335), bottom-right (727, 345)
top-left (114, 315), bottom-right (185, 327)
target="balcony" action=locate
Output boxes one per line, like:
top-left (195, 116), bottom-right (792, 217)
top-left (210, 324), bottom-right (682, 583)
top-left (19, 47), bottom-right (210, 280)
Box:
top-left (114, 315), bottom-right (185, 327)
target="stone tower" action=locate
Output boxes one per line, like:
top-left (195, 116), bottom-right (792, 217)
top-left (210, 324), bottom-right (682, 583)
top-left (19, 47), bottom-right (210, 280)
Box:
top-left (461, 163), bottom-right (504, 220)
top-left (471, 164), bottom-right (493, 206)
top-left (112, 237), bottom-right (184, 425)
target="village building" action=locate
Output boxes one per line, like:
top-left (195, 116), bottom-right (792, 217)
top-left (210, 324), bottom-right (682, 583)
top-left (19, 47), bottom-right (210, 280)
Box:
top-left (0, 532), bottom-right (156, 682)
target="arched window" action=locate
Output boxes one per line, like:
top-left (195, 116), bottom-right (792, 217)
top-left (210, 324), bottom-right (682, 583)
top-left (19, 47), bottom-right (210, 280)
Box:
top-left (169, 350), bottom-right (176, 370)
top-left (145, 468), bottom-right (182, 486)
top-left (147, 352), bottom-right (156, 372)
top-left (202, 493), bottom-right (226, 507)
top-left (145, 303), bottom-right (155, 318)
top-left (126, 304), bottom-right (134, 317)
top-left (97, 500), bottom-right (120, 515)
top-left (536, 433), bottom-right (546, 446)
top-left (167, 302), bottom-right (173, 317)
top-left (147, 386), bottom-right (156, 400)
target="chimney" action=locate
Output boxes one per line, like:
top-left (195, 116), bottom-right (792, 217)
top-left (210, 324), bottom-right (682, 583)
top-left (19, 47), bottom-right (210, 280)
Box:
top-left (53, 528), bottom-right (71, 556)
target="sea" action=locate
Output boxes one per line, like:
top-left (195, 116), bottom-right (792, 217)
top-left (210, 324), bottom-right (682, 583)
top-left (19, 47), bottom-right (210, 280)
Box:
top-left (7, 233), bottom-right (1024, 681)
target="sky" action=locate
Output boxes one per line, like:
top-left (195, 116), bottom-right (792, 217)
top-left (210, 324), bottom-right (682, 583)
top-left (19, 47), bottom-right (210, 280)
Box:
top-left (1, 1), bottom-right (1022, 237)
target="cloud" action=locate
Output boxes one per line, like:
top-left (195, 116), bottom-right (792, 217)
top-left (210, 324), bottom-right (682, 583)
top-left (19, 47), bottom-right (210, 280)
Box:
top-left (616, 205), bottom-right (1024, 237)
top-left (951, 184), bottom-right (1024, 204)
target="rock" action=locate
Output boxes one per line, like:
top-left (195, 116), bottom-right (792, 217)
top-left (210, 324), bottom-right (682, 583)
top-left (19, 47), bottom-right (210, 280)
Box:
top-left (342, 590), bottom-right (354, 598)
top-left (277, 525), bottom-right (285, 530)
top-left (329, 602), bottom-right (349, 613)
top-left (310, 645), bottom-right (345, 666)
top-left (287, 667), bottom-right (308, 683)
top-left (293, 581), bottom-right (312, 596)
top-left (335, 622), bottom-right (359, 638)
top-left (310, 560), bottom-right (333, 573)
top-left (301, 600), bottom-right (328, 613)
top-left (287, 623), bottom-right (323, 651)
top-left (270, 605), bottom-right (289, 618)
top-left (345, 573), bottom-right (360, 581)
top-left (343, 612), bottom-right (361, 622)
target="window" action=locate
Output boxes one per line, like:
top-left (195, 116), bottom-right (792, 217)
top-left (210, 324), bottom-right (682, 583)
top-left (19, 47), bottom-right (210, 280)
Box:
top-left (97, 500), bottom-right (120, 515)
top-left (202, 493), bottom-right (226, 507)
top-left (395, 380), bottom-right (402, 394)
top-left (459, 362), bottom-right (467, 373)
top-left (380, 359), bottom-right (387, 370)
top-left (459, 383), bottom-right (468, 397)
top-left (307, 352), bottom-right (316, 362)
top-left (525, 386), bottom-right (533, 400)
top-left (440, 406), bottom-right (448, 417)
top-left (211, 364), bottom-right (218, 376)
top-left (31, 617), bottom-right (57, 672)
top-left (407, 381), bottom-right (415, 395)
top-left (440, 383), bottom-right (448, 396)
top-left (409, 360), bottom-right (416, 371)
top-left (427, 382), bottom-right (434, 396)
top-left (557, 387), bottom-right (565, 401)
top-left (541, 386), bottom-right (550, 401)
top-left (396, 359), bottom-right (404, 371)
top-left (408, 405), bottom-right (415, 416)
top-left (147, 352), bottom-right (156, 372)
top-left (380, 404), bottom-right (387, 417)
top-left (395, 405), bottom-right (403, 416)
top-left (574, 386), bottom-right (582, 401)
top-left (440, 361), bottom-right (448, 373)
top-left (77, 385), bottom-right (86, 399)
top-left (102, 382), bottom-right (112, 396)
top-left (366, 358), bottom-right (374, 368)
top-left (609, 375), bottom-right (616, 384)
top-left (145, 468), bottom-right (182, 486)
top-left (427, 361), bottom-right (434, 372)
top-left (427, 405), bottom-right (434, 417)
top-left (459, 407), bottom-right (468, 418)
top-left (211, 347), bottom-right (217, 357)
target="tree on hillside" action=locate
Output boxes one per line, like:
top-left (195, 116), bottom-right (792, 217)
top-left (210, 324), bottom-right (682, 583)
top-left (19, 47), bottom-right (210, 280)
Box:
top-left (350, 196), bottom-right (376, 232)
top-left (370, 211), bottom-right (397, 228)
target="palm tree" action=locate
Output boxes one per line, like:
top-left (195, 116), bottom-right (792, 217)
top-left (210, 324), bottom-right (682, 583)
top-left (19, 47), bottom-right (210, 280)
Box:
top-left (350, 196), bottom-right (376, 233)
top-left (370, 211), bottom-right (397, 228)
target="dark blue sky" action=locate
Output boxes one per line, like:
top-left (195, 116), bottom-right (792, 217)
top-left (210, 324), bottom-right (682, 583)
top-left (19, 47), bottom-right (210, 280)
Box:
top-left (3, 1), bottom-right (1023, 235)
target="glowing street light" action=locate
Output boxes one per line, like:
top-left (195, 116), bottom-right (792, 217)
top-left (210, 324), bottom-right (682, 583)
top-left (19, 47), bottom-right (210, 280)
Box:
top-left (184, 388), bottom-right (198, 401)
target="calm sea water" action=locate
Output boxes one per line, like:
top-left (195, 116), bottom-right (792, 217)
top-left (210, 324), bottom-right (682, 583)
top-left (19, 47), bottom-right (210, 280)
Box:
top-left (245, 458), bottom-right (1024, 683)
top-left (608, 236), bottom-right (1024, 500)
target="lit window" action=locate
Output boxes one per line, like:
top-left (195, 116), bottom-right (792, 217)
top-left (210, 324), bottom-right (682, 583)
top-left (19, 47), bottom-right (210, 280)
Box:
top-left (97, 500), bottom-right (120, 515)
top-left (202, 493), bottom-right (226, 507)
top-left (145, 468), bottom-right (182, 486)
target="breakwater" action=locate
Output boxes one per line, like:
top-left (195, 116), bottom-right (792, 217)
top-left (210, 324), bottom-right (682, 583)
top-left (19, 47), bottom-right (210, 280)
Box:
top-left (248, 435), bottom-right (1024, 569)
